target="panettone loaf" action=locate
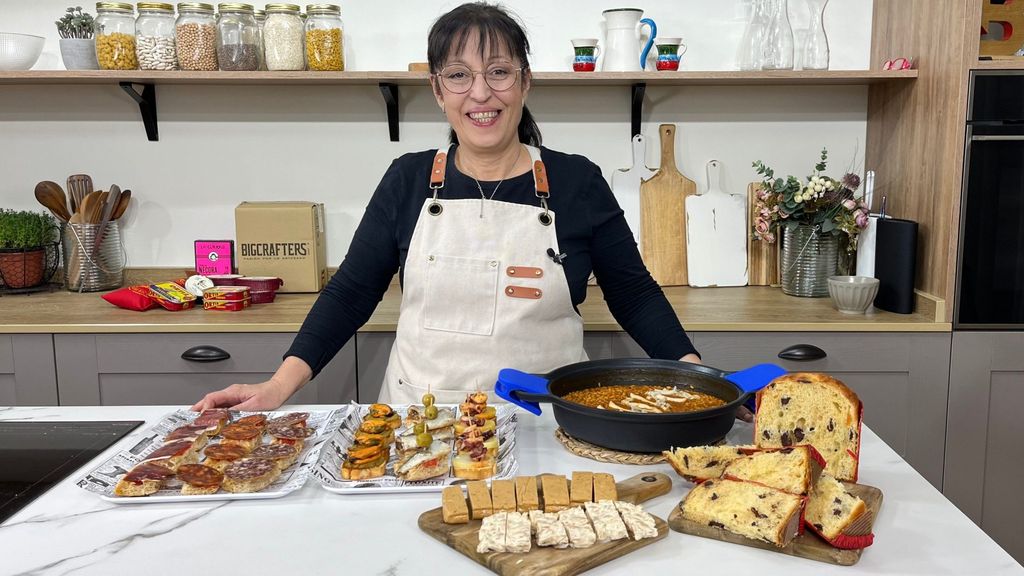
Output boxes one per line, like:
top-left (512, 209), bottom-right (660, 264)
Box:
top-left (663, 445), bottom-right (756, 482)
top-left (722, 445), bottom-right (825, 496)
top-left (679, 478), bottom-right (804, 548)
top-left (754, 373), bottom-right (862, 481)
top-left (804, 473), bottom-right (874, 549)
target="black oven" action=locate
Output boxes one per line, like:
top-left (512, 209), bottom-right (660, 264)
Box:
top-left (956, 71), bottom-right (1024, 329)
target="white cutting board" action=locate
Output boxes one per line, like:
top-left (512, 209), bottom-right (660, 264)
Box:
top-left (685, 160), bottom-right (749, 287)
top-left (611, 134), bottom-right (657, 246)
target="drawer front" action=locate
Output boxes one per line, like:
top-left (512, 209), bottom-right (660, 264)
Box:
top-left (94, 333), bottom-right (297, 374)
top-left (0, 335), bottom-right (14, 374)
top-left (0, 334), bottom-right (58, 406)
top-left (94, 373), bottom-right (321, 406)
top-left (696, 332), bottom-right (915, 372)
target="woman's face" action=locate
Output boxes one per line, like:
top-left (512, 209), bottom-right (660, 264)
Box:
top-left (433, 32), bottom-right (530, 154)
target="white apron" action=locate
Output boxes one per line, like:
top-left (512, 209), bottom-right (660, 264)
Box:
top-left (379, 144), bottom-right (587, 404)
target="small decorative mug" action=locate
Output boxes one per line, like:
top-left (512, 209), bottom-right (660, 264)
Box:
top-left (654, 37), bottom-right (687, 71)
top-left (571, 38), bottom-right (600, 72)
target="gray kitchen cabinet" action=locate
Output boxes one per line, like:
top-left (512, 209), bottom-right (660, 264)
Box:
top-left (53, 333), bottom-right (355, 406)
top-left (584, 332), bottom-right (645, 360)
top-left (945, 332), bottom-right (1024, 564)
top-left (696, 332), bottom-right (951, 490)
top-left (0, 334), bottom-right (58, 405)
top-left (355, 332), bottom-right (394, 403)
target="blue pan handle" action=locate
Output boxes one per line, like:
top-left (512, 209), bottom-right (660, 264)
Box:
top-left (726, 363), bottom-right (786, 411)
top-left (494, 368), bottom-right (551, 416)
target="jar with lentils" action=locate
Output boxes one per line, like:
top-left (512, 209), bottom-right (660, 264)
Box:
top-left (136, 2), bottom-right (177, 70)
top-left (95, 2), bottom-right (137, 70)
top-left (253, 8), bottom-right (267, 70)
top-left (176, 2), bottom-right (217, 70)
top-left (264, 4), bottom-right (305, 71)
top-left (216, 3), bottom-right (259, 71)
top-left (305, 4), bottom-right (343, 71)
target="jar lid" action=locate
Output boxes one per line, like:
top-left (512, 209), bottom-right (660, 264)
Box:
top-left (217, 2), bottom-right (254, 12)
top-left (306, 3), bottom-right (340, 14)
top-left (137, 2), bottom-right (175, 11)
top-left (266, 3), bottom-right (301, 12)
top-left (177, 2), bottom-right (214, 11)
top-left (96, 2), bottom-right (135, 11)
top-left (253, 8), bottom-right (266, 17)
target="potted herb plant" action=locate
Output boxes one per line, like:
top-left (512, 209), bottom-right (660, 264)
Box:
top-left (0, 210), bottom-right (58, 289)
top-left (56, 6), bottom-right (99, 70)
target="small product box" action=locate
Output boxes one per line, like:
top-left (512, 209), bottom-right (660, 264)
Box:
top-left (202, 286), bottom-right (251, 311)
top-left (194, 240), bottom-right (235, 276)
top-left (234, 202), bottom-right (327, 293)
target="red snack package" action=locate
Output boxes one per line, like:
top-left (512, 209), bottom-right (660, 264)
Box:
top-left (101, 286), bottom-right (157, 311)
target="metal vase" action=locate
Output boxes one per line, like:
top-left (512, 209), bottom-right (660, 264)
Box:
top-left (62, 222), bottom-right (125, 292)
top-left (781, 223), bottom-right (838, 297)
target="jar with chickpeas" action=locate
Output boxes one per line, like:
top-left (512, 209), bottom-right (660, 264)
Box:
top-left (95, 2), bottom-right (138, 70)
top-left (175, 2), bottom-right (217, 70)
top-left (216, 3), bottom-right (260, 71)
top-left (264, 3), bottom-right (305, 70)
top-left (136, 2), bottom-right (177, 70)
top-left (305, 4), bottom-right (343, 71)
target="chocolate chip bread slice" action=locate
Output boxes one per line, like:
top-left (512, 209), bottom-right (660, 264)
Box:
top-left (722, 445), bottom-right (825, 496)
top-left (680, 478), bottom-right (805, 548)
top-left (663, 445), bottom-right (757, 482)
top-left (754, 373), bottom-right (862, 482)
top-left (805, 473), bottom-right (874, 549)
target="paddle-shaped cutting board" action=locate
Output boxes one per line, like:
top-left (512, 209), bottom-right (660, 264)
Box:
top-left (641, 124), bottom-right (696, 286)
top-left (611, 133), bottom-right (657, 248)
top-left (669, 481), bottom-right (883, 566)
top-left (685, 160), bottom-right (748, 287)
top-left (418, 472), bottom-right (672, 576)
top-left (748, 182), bottom-right (781, 286)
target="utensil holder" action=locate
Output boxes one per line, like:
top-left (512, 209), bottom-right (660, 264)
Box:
top-left (62, 221), bottom-right (126, 292)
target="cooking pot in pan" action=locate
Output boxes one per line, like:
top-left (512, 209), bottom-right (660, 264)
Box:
top-left (494, 359), bottom-right (785, 454)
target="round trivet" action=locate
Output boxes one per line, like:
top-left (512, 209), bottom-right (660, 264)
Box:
top-left (554, 428), bottom-right (666, 465)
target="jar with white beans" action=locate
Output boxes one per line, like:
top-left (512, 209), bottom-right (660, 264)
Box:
top-left (263, 3), bottom-right (305, 70)
top-left (136, 2), bottom-right (178, 70)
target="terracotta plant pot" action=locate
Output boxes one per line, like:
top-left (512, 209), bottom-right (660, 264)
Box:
top-left (0, 248), bottom-right (46, 289)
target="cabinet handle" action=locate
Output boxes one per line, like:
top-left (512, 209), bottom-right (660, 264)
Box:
top-left (777, 344), bottom-right (827, 362)
top-left (181, 345), bottom-right (231, 363)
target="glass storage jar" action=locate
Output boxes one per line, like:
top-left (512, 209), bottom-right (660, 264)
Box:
top-left (176, 2), bottom-right (217, 70)
top-left (95, 2), bottom-right (137, 70)
top-left (253, 8), bottom-right (267, 70)
top-left (216, 3), bottom-right (259, 71)
top-left (305, 4), bottom-right (343, 71)
top-left (136, 2), bottom-right (177, 70)
top-left (264, 4), bottom-right (305, 70)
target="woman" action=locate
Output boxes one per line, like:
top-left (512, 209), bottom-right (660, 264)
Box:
top-left (193, 2), bottom-right (700, 411)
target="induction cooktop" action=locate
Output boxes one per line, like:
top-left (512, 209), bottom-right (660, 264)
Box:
top-left (0, 420), bottom-right (143, 524)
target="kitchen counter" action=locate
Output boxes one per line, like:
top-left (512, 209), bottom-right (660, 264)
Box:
top-left (0, 405), bottom-right (1017, 576)
top-left (0, 283), bottom-right (949, 334)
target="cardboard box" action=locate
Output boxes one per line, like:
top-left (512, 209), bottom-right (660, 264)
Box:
top-left (235, 201), bottom-right (327, 293)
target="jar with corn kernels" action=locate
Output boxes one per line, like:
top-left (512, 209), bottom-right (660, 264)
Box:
top-left (136, 2), bottom-right (177, 70)
top-left (305, 3), bottom-right (343, 71)
top-left (176, 2), bottom-right (217, 70)
top-left (95, 2), bottom-right (137, 70)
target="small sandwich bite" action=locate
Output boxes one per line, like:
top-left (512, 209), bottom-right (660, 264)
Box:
top-left (193, 408), bottom-right (231, 435)
top-left (141, 439), bottom-right (201, 472)
top-left (222, 458), bottom-right (281, 493)
top-left (203, 442), bottom-right (249, 472)
top-left (220, 423), bottom-right (264, 453)
top-left (164, 424), bottom-right (213, 451)
top-left (235, 414), bottom-right (269, 432)
top-left (266, 412), bottom-right (310, 429)
top-left (367, 404), bottom-right (402, 429)
top-left (268, 425), bottom-right (314, 452)
top-left (114, 461), bottom-right (175, 497)
top-left (250, 443), bottom-right (300, 471)
top-left (177, 463), bottom-right (224, 495)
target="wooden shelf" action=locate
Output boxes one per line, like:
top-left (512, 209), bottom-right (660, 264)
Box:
top-left (974, 59), bottom-right (1024, 70)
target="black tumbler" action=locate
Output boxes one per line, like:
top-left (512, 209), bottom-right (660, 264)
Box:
top-left (874, 218), bottom-right (918, 314)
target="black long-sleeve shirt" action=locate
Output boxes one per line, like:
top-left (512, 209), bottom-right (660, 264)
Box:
top-left (286, 146), bottom-right (698, 377)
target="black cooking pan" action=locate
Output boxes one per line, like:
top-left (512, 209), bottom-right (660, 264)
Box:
top-left (495, 359), bottom-right (784, 454)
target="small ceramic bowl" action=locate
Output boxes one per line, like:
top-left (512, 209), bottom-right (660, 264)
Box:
top-left (0, 32), bottom-right (45, 71)
top-left (827, 276), bottom-right (880, 314)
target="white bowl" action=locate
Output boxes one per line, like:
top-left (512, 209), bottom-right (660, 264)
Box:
top-left (827, 276), bottom-right (880, 314)
top-left (0, 32), bottom-right (45, 71)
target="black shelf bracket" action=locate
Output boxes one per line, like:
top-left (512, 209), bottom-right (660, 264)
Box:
top-left (378, 82), bottom-right (400, 142)
top-left (631, 82), bottom-right (646, 137)
top-left (119, 82), bottom-right (158, 141)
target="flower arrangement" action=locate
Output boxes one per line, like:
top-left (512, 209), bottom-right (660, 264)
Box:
top-left (56, 6), bottom-right (95, 40)
top-left (751, 148), bottom-right (870, 252)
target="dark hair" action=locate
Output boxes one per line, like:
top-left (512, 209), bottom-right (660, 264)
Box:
top-left (427, 2), bottom-right (542, 147)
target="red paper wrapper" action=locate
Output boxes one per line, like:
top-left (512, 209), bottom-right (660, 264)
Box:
top-left (806, 520), bottom-right (875, 549)
top-left (102, 286), bottom-right (157, 311)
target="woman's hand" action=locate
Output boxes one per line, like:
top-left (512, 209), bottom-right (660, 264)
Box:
top-left (190, 356), bottom-right (312, 412)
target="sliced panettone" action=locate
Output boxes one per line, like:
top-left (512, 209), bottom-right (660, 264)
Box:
top-left (754, 372), bottom-right (863, 482)
top-left (804, 473), bottom-right (874, 549)
top-left (722, 445), bottom-right (825, 496)
top-left (679, 478), bottom-right (805, 548)
top-left (663, 444), bottom-right (757, 482)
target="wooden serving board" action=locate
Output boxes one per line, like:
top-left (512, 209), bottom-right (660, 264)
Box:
top-left (640, 124), bottom-right (696, 286)
top-left (668, 482), bottom-right (883, 566)
top-left (418, 472), bottom-right (672, 576)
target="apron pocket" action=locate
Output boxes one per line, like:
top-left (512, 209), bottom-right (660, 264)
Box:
top-left (423, 254), bottom-right (499, 336)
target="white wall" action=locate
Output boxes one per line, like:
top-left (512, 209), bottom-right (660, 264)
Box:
top-left (0, 0), bottom-right (872, 267)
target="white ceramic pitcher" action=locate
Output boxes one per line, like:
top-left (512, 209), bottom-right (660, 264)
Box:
top-left (601, 8), bottom-right (657, 71)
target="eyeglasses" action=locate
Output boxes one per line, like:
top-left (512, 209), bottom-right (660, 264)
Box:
top-left (434, 64), bottom-right (524, 94)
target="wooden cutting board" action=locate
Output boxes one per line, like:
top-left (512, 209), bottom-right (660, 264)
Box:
top-left (685, 160), bottom-right (748, 287)
top-left (668, 481), bottom-right (883, 566)
top-left (611, 133), bottom-right (657, 250)
top-left (748, 182), bottom-right (780, 286)
top-left (640, 124), bottom-right (696, 286)
top-left (418, 472), bottom-right (672, 576)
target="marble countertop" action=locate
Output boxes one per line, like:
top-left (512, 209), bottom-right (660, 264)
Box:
top-left (1, 404), bottom-right (1016, 576)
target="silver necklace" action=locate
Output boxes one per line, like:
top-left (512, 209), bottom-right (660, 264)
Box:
top-left (462, 145), bottom-right (524, 217)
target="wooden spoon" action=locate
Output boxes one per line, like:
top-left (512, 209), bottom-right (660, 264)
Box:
top-left (111, 189), bottom-right (131, 220)
top-left (93, 186), bottom-right (121, 256)
top-left (34, 181), bottom-right (72, 222)
top-left (77, 191), bottom-right (103, 225)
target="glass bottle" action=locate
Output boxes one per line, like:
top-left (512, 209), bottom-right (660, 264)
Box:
top-left (95, 2), bottom-right (137, 70)
top-left (253, 8), bottom-right (267, 70)
top-left (264, 3), bottom-right (305, 71)
top-left (216, 3), bottom-right (259, 71)
top-left (176, 3), bottom-right (218, 71)
top-left (736, 0), bottom-right (768, 71)
top-left (305, 4), bottom-right (344, 71)
top-left (802, 0), bottom-right (830, 70)
top-left (761, 0), bottom-right (794, 70)
top-left (136, 2), bottom-right (177, 70)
